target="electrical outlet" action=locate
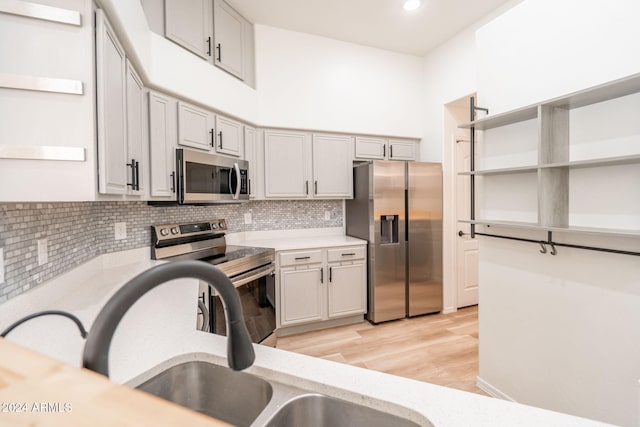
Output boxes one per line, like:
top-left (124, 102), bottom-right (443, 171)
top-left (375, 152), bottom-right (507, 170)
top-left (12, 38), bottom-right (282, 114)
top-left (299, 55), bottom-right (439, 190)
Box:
top-left (115, 222), bottom-right (127, 240)
top-left (324, 211), bottom-right (331, 220)
top-left (244, 213), bottom-right (252, 225)
top-left (37, 239), bottom-right (48, 266)
top-left (0, 248), bottom-right (5, 284)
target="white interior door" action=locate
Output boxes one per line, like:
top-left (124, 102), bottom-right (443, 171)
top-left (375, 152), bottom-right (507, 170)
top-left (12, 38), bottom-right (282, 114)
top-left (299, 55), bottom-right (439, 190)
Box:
top-left (456, 138), bottom-right (479, 307)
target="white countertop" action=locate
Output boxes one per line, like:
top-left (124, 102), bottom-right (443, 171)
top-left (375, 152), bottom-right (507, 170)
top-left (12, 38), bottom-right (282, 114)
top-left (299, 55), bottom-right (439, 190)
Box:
top-left (0, 240), bottom-right (613, 427)
top-left (226, 227), bottom-right (366, 250)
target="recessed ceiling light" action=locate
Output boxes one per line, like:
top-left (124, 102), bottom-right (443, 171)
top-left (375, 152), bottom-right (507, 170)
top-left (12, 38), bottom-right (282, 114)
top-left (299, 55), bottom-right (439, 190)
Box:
top-left (403, 0), bottom-right (423, 11)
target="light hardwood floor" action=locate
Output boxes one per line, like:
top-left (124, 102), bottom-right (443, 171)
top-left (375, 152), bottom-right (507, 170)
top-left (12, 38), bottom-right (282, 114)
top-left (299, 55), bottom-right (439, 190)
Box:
top-left (276, 305), bottom-right (487, 395)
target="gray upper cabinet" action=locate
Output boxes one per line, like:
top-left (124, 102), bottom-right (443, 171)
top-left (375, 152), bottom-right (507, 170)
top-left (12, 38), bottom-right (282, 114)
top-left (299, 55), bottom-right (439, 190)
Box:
top-left (213, 0), bottom-right (246, 80)
top-left (165, 0), bottom-right (213, 61)
top-left (215, 115), bottom-right (243, 157)
top-left (125, 60), bottom-right (145, 196)
top-left (96, 9), bottom-right (143, 196)
top-left (312, 134), bottom-right (353, 198)
top-left (148, 91), bottom-right (178, 198)
top-left (354, 136), bottom-right (417, 161)
top-left (388, 138), bottom-right (416, 161)
top-left (177, 101), bottom-right (215, 151)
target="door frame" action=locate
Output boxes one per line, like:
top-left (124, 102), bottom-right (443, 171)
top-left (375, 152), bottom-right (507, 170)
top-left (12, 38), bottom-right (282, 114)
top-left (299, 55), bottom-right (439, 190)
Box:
top-left (442, 94), bottom-right (476, 313)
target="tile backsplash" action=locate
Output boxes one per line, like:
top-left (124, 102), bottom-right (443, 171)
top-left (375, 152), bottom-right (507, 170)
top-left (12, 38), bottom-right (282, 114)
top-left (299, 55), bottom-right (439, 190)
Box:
top-left (0, 200), bottom-right (342, 303)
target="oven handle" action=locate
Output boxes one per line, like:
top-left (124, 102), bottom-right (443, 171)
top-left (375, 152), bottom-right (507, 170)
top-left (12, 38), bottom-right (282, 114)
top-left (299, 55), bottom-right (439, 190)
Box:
top-left (230, 162), bottom-right (241, 200)
top-left (230, 263), bottom-right (275, 288)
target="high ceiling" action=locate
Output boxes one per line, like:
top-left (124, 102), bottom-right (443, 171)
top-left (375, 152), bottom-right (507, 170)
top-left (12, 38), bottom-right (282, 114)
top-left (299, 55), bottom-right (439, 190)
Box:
top-left (228, 0), bottom-right (518, 56)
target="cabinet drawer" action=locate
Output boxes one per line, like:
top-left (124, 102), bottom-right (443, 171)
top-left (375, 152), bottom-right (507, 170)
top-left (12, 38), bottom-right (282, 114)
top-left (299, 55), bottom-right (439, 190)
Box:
top-left (279, 249), bottom-right (322, 266)
top-left (327, 246), bottom-right (365, 262)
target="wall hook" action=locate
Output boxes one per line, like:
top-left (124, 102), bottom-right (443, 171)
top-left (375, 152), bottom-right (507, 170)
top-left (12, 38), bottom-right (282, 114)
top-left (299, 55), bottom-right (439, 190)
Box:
top-left (539, 242), bottom-right (547, 254)
top-left (549, 242), bottom-right (557, 256)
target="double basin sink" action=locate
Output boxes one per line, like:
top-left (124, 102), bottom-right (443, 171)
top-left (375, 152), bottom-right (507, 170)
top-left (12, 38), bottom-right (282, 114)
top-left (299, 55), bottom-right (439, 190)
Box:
top-left (135, 360), bottom-right (432, 427)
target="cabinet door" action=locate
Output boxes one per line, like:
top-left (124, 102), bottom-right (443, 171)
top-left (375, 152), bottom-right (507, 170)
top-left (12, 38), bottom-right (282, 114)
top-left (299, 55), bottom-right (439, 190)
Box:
top-left (280, 267), bottom-right (324, 326)
top-left (125, 60), bottom-right (145, 195)
top-left (215, 115), bottom-right (243, 157)
top-left (165, 0), bottom-right (213, 60)
top-left (148, 91), bottom-right (177, 198)
top-left (213, 0), bottom-right (245, 79)
top-left (388, 139), bottom-right (416, 161)
top-left (327, 262), bottom-right (366, 318)
top-left (96, 10), bottom-right (127, 195)
top-left (264, 130), bottom-right (311, 198)
top-left (354, 136), bottom-right (387, 160)
top-left (244, 125), bottom-right (257, 198)
top-left (312, 134), bottom-right (353, 198)
top-left (177, 101), bottom-right (214, 151)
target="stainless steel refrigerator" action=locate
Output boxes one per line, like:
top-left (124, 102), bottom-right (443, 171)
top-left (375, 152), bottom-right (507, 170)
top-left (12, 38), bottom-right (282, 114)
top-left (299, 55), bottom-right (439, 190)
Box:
top-left (345, 161), bottom-right (442, 323)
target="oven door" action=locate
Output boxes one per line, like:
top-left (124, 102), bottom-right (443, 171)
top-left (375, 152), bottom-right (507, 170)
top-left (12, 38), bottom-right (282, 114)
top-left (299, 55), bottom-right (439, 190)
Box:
top-left (208, 272), bottom-right (276, 345)
top-left (177, 149), bottom-right (249, 204)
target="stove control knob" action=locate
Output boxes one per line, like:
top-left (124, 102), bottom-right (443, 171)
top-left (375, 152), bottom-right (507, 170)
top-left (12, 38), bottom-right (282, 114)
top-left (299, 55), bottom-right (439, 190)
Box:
top-left (160, 228), bottom-right (169, 236)
top-left (211, 223), bottom-right (218, 229)
top-left (218, 221), bottom-right (225, 229)
top-left (171, 227), bottom-right (179, 235)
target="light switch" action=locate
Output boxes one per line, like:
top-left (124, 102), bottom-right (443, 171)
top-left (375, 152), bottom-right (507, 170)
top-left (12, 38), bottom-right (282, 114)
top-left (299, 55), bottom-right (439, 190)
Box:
top-left (324, 211), bottom-right (331, 220)
top-left (244, 213), bottom-right (252, 225)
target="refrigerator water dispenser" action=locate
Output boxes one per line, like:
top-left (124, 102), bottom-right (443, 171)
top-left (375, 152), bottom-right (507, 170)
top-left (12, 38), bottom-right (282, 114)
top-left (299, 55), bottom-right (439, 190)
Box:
top-left (380, 215), bottom-right (399, 244)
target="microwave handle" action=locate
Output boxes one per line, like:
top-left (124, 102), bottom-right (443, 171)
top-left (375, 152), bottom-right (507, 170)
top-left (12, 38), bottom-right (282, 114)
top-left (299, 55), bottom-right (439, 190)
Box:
top-left (231, 162), bottom-right (241, 200)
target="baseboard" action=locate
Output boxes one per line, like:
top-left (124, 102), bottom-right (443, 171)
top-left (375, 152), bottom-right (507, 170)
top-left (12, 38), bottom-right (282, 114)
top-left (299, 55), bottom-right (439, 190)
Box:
top-left (442, 306), bottom-right (457, 314)
top-left (276, 315), bottom-right (364, 337)
top-left (476, 376), bottom-right (516, 401)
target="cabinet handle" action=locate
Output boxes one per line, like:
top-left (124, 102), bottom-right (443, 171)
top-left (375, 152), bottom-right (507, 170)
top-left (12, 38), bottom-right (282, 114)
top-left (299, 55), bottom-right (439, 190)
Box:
top-left (383, 144), bottom-right (386, 158)
top-left (170, 171), bottom-right (176, 193)
top-left (216, 43), bottom-right (222, 62)
top-left (134, 160), bottom-right (140, 191)
top-left (320, 268), bottom-right (323, 283)
top-left (305, 180), bottom-right (309, 195)
top-left (329, 266), bottom-right (332, 283)
top-left (126, 158), bottom-right (139, 190)
top-left (314, 180), bottom-right (317, 195)
top-left (294, 256), bottom-right (311, 260)
top-left (390, 145), bottom-right (393, 158)
top-left (218, 131), bottom-right (223, 149)
top-left (210, 129), bottom-right (215, 147)
top-left (248, 178), bottom-right (251, 195)
top-left (341, 253), bottom-right (356, 257)
top-left (206, 37), bottom-right (212, 56)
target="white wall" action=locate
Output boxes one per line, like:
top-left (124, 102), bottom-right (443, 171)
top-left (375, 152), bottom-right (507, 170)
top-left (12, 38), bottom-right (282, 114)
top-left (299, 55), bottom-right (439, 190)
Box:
top-left (475, 1), bottom-right (640, 425)
top-left (254, 25), bottom-right (424, 138)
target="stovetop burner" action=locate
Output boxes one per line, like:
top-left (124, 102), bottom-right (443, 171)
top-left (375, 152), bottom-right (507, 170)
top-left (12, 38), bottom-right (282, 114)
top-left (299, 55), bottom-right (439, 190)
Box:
top-left (150, 220), bottom-right (275, 285)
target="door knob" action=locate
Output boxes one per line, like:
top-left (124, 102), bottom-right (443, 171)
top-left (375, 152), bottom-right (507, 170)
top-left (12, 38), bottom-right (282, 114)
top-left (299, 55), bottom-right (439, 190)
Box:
top-left (458, 230), bottom-right (465, 237)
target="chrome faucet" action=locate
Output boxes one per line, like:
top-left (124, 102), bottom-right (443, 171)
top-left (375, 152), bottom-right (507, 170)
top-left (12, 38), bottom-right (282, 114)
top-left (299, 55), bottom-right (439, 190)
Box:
top-left (82, 260), bottom-right (255, 377)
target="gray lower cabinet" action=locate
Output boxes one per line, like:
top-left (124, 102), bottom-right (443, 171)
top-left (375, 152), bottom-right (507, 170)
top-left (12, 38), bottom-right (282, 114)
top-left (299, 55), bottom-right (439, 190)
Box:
top-left (148, 91), bottom-right (177, 198)
top-left (277, 246), bottom-right (366, 329)
top-left (213, 0), bottom-right (247, 79)
top-left (165, 0), bottom-right (213, 61)
top-left (96, 9), bottom-right (144, 196)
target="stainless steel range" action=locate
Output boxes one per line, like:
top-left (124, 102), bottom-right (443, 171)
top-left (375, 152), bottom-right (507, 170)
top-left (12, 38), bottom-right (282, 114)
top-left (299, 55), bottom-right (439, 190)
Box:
top-left (151, 219), bottom-right (276, 345)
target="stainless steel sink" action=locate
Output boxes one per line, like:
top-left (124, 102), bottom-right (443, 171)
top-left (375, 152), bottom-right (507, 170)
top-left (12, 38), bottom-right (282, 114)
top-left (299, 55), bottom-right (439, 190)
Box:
top-left (263, 393), bottom-right (423, 427)
top-left (136, 361), bottom-right (272, 427)
top-left (134, 359), bottom-right (432, 427)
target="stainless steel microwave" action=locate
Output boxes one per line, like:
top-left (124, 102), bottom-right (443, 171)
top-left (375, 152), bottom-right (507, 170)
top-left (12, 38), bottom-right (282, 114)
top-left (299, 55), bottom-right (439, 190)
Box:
top-left (176, 149), bottom-right (249, 204)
